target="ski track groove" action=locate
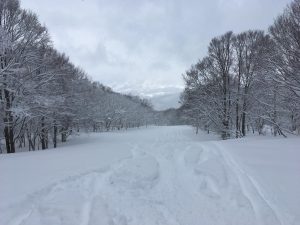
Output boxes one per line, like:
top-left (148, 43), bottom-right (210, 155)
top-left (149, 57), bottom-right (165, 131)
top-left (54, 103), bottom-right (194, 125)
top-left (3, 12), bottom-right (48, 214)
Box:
top-left (2, 128), bottom-right (287, 225)
top-left (212, 142), bottom-right (282, 225)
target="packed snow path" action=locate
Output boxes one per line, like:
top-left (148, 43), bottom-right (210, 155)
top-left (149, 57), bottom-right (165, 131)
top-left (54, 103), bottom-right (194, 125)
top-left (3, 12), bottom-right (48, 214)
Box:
top-left (1, 126), bottom-right (299, 225)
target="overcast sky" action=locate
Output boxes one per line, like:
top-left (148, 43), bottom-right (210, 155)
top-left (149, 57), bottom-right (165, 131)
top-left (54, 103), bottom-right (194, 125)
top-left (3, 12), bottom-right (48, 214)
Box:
top-left (21, 0), bottom-right (291, 109)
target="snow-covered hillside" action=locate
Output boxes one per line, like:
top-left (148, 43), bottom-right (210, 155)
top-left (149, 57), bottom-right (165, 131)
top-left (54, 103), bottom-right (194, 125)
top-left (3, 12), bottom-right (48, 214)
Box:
top-left (0, 126), bottom-right (299, 225)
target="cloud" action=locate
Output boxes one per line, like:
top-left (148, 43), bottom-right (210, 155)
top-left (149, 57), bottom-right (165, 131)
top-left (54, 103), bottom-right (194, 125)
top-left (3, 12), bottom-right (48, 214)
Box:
top-left (21, 0), bottom-right (291, 109)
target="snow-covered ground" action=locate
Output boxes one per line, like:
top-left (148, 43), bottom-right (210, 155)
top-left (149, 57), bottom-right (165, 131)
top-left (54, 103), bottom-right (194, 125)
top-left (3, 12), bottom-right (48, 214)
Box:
top-left (0, 126), bottom-right (299, 225)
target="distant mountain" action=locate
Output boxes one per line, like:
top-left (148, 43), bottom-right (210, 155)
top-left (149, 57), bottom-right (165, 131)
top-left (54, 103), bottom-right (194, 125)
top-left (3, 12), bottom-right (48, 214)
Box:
top-left (149, 92), bottom-right (181, 110)
top-left (113, 83), bottom-right (183, 111)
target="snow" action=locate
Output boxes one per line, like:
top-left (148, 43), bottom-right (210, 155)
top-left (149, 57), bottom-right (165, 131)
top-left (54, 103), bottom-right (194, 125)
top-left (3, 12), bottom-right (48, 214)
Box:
top-left (219, 138), bottom-right (300, 224)
top-left (0, 126), bottom-right (299, 225)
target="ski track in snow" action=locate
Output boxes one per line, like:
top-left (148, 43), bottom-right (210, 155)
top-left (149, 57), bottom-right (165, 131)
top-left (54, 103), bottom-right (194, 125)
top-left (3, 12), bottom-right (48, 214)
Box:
top-left (1, 127), bottom-right (292, 225)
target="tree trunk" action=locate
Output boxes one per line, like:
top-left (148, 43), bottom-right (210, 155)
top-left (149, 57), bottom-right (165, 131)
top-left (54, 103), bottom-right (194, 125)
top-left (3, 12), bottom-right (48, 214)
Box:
top-left (241, 88), bottom-right (248, 137)
top-left (4, 113), bottom-right (15, 153)
top-left (4, 122), bottom-right (11, 153)
top-left (41, 117), bottom-right (47, 150)
top-left (61, 128), bottom-right (67, 142)
top-left (236, 66), bottom-right (241, 138)
top-left (3, 89), bottom-right (15, 153)
top-left (53, 123), bottom-right (57, 148)
top-left (241, 110), bottom-right (246, 137)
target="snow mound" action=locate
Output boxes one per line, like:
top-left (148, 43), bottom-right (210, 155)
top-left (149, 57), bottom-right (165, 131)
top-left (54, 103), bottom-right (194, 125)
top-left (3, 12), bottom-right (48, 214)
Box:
top-left (22, 190), bottom-right (85, 225)
top-left (194, 157), bottom-right (228, 197)
top-left (184, 146), bottom-right (204, 166)
top-left (109, 155), bottom-right (160, 190)
top-left (87, 196), bottom-right (128, 225)
top-left (194, 157), bottom-right (228, 187)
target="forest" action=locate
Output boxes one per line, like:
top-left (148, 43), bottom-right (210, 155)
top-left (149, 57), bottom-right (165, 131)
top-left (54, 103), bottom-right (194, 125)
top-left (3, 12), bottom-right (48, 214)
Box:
top-left (0, 0), bottom-right (157, 153)
top-left (180, 0), bottom-right (300, 139)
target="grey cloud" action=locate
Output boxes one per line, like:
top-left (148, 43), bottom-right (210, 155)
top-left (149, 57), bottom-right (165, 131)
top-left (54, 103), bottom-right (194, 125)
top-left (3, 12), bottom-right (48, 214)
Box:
top-left (21, 0), bottom-right (291, 109)
top-left (149, 62), bottom-right (171, 71)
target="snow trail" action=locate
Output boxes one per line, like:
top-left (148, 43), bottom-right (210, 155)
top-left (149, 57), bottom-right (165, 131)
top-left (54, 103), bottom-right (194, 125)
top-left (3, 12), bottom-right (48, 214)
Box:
top-left (215, 142), bottom-right (282, 225)
top-left (1, 126), bottom-right (297, 225)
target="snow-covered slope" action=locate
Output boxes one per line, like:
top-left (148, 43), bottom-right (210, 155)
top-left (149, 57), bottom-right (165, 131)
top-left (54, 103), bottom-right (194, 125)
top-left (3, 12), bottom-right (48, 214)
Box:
top-left (0, 126), bottom-right (299, 225)
top-left (219, 137), bottom-right (300, 224)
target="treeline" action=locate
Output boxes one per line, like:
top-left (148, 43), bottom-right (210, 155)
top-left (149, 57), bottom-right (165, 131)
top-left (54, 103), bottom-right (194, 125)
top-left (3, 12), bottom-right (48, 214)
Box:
top-left (0, 0), bottom-right (155, 153)
top-left (156, 108), bottom-right (186, 126)
top-left (181, 0), bottom-right (300, 139)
